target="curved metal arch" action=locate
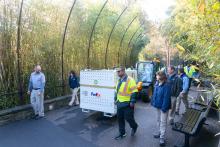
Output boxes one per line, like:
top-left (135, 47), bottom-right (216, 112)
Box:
top-left (124, 25), bottom-right (143, 66)
top-left (104, 6), bottom-right (128, 68)
top-left (16, 0), bottom-right (24, 102)
top-left (61, 0), bottom-right (77, 93)
top-left (129, 33), bottom-right (145, 65)
top-left (87, 0), bottom-right (108, 68)
top-left (117, 15), bottom-right (138, 65)
top-left (133, 32), bottom-right (144, 45)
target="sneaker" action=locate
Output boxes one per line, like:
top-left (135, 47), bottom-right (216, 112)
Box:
top-left (131, 125), bottom-right (138, 136)
top-left (114, 133), bottom-right (127, 140)
top-left (159, 138), bottom-right (165, 146)
top-left (153, 132), bottom-right (160, 138)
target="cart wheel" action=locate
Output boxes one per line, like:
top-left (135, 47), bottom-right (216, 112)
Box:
top-left (141, 91), bottom-right (148, 103)
top-left (141, 86), bottom-right (153, 103)
top-left (148, 86), bottom-right (153, 99)
top-left (141, 88), bottom-right (149, 103)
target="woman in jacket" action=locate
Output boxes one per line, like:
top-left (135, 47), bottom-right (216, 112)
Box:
top-left (151, 71), bottom-right (171, 146)
top-left (68, 70), bottom-right (80, 106)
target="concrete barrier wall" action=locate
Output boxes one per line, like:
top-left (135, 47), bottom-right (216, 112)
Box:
top-left (0, 95), bottom-right (71, 126)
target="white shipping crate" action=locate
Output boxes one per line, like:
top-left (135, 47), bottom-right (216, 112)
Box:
top-left (80, 69), bottom-right (137, 116)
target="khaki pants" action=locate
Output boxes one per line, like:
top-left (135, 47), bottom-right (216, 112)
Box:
top-left (156, 108), bottom-right (168, 139)
top-left (169, 96), bottom-right (177, 120)
top-left (30, 90), bottom-right (44, 116)
top-left (69, 87), bottom-right (79, 106)
top-left (176, 93), bottom-right (189, 113)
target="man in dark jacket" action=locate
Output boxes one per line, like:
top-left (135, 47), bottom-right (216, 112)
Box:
top-left (167, 66), bottom-right (182, 125)
top-left (151, 71), bottom-right (171, 146)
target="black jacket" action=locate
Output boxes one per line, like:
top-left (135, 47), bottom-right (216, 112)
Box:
top-left (168, 73), bottom-right (182, 97)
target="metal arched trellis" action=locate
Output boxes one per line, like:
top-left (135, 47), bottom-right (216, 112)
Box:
top-left (104, 6), bottom-right (128, 68)
top-left (117, 15), bottom-right (138, 65)
top-left (61, 0), bottom-right (77, 94)
top-left (129, 32), bottom-right (145, 65)
top-left (87, 0), bottom-right (108, 68)
top-left (124, 24), bottom-right (143, 66)
top-left (16, 0), bottom-right (24, 102)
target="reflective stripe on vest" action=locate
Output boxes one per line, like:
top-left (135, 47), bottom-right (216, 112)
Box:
top-left (117, 77), bottom-right (134, 102)
top-left (117, 78), bottom-right (131, 96)
top-left (123, 78), bottom-right (130, 94)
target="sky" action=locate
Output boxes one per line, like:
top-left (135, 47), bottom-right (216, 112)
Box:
top-left (47, 0), bottom-right (176, 22)
top-left (137, 0), bottom-right (176, 21)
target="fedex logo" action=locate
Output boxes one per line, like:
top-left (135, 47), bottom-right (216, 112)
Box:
top-left (91, 92), bottom-right (101, 97)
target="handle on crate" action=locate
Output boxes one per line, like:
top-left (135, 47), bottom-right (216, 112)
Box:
top-left (104, 113), bottom-right (114, 117)
top-left (82, 109), bottom-right (90, 113)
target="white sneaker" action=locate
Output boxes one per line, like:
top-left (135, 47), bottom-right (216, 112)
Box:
top-left (159, 138), bottom-right (165, 146)
top-left (153, 132), bottom-right (160, 138)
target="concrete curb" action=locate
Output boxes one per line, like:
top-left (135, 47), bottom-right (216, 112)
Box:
top-left (0, 95), bottom-right (71, 126)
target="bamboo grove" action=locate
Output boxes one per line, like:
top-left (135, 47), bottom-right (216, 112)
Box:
top-left (0, 0), bottom-right (149, 110)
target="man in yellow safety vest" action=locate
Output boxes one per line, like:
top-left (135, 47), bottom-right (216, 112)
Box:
top-left (184, 63), bottom-right (196, 88)
top-left (114, 67), bottom-right (138, 140)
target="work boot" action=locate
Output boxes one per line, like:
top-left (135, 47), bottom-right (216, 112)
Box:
top-left (35, 115), bottom-right (45, 120)
top-left (153, 132), bottom-right (160, 138)
top-left (31, 114), bottom-right (38, 119)
top-left (114, 133), bottom-right (127, 140)
top-left (159, 138), bottom-right (165, 146)
top-left (131, 125), bottom-right (138, 136)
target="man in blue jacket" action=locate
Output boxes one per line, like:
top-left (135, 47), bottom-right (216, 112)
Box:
top-left (176, 68), bottom-right (189, 115)
top-left (151, 71), bottom-right (171, 146)
top-left (68, 70), bottom-right (80, 106)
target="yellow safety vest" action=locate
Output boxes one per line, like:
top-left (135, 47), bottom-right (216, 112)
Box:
top-left (184, 66), bottom-right (195, 78)
top-left (116, 76), bottom-right (138, 102)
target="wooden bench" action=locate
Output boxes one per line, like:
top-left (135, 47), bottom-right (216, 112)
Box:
top-left (172, 92), bottom-right (213, 147)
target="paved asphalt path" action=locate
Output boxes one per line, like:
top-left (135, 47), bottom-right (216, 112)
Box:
top-left (0, 89), bottom-right (219, 147)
